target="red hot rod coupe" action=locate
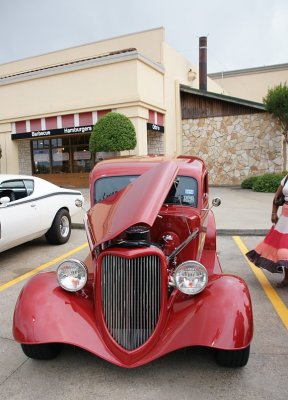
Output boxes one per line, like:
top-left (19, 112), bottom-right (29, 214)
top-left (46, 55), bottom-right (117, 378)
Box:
top-left (13, 156), bottom-right (253, 368)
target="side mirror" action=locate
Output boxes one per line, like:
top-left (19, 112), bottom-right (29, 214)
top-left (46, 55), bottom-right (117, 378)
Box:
top-left (201, 197), bottom-right (221, 212)
top-left (0, 196), bottom-right (11, 207)
top-left (212, 197), bottom-right (221, 207)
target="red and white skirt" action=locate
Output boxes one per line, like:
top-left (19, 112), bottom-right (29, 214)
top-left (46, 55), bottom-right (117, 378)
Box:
top-left (246, 204), bottom-right (288, 273)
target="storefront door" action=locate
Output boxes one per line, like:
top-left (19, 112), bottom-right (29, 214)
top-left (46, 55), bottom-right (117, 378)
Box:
top-left (31, 135), bottom-right (94, 187)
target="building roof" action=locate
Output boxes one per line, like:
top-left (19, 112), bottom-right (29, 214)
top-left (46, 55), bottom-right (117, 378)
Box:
top-left (0, 47), bottom-right (164, 86)
top-left (208, 62), bottom-right (288, 79)
top-left (0, 48), bottom-right (137, 81)
top-left (180, 84), bottom-right (265, 111)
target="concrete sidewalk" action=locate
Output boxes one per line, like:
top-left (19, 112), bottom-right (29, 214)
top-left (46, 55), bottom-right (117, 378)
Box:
top-left (210, 186), bottom-right (274, 235)
top-left (72, 186), bottom-right (275, 235)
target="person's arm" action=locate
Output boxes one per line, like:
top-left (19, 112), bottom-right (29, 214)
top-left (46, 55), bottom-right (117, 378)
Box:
top-left (272, 184), bottom-right (283, 223)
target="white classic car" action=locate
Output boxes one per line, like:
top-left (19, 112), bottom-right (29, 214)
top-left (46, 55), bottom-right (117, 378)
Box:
top-left (0, 175), bottom-right (84, 253)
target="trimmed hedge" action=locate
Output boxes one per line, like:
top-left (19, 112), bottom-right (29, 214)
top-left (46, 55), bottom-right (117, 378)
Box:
top-left (89, 112), bottom-right (137, 153)
top-left (241, 172), bottom-right (287, 192)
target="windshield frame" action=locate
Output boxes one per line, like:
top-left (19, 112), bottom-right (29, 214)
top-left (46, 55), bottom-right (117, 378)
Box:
top-left (94, 174), bottom-right (198, 207)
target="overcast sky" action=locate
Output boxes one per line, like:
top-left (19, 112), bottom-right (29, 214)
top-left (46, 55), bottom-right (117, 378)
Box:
top-left (1, 0), bottom-right (288, 73)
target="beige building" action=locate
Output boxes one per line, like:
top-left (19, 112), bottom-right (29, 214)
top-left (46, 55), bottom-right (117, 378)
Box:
top-left (0, 27), bottom-right (222, 187)
top-left (209, 63), bottom-right (288, 103)
top-left (1, 27), bottom-right (287, 187)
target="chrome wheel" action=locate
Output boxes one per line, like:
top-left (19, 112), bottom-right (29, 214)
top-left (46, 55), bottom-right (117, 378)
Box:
top-left (60, 215), bottom-right (70, 238)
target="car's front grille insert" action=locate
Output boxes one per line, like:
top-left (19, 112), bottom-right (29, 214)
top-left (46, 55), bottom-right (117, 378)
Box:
top-left (101, 254), bottom-right (162, 351)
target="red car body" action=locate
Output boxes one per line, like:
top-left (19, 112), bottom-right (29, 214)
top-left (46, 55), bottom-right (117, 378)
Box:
top-left (13, 156), bottom-right (253, 367)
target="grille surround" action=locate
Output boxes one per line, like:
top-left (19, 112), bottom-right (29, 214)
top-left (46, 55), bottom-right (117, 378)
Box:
top-left (101, 252), bottom-right (162, 351)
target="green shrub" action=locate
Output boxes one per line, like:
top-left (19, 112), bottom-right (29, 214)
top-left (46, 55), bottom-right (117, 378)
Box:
top-left (0, 144), bottom-right (2, 159)
top-left (241, 176), bottom-right (260, 189)
top-left (241, 172), bottom-right (288, 192)
top-left (252, 173), bottom-right (287, 192)
top-left (89, 112), bottom-right (137, 153)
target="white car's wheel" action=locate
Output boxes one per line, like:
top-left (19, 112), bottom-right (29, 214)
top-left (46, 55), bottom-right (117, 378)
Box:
top-left (45, 209), bottom-right (71, 245)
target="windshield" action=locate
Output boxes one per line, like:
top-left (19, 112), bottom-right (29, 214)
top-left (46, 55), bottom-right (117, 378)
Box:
top-left (94, 175), bottom-right (139, 204)
top-left (94, 175), bottom-right (198, 207)
top-left (165, 176), bottom-right (198, 207)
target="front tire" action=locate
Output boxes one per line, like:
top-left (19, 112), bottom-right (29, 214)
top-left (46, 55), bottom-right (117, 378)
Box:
top-left (215, 346), bottom-right (250, 367)
top-left (21, 343), bottom-right (63, 360)
top-left (45, 209), bottom-right (71, 245)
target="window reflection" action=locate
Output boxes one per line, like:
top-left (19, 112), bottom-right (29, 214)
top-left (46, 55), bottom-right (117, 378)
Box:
top-left (31, 135), bottom-right (95, 174)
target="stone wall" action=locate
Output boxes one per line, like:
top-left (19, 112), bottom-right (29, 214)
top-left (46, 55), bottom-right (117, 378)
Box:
top-left (147, 131), bottom-right (164, 155)
top-left (182, 113), bottom-right (283, 185)
top-left (18, 140), bottom-right (32, 175)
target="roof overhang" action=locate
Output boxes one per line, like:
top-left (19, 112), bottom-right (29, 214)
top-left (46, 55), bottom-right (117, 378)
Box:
top-left (180, 84), bottom-right (265, 111)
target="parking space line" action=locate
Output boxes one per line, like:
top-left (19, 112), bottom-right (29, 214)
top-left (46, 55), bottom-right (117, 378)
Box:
top-left (0, 243), bottom-right (88, 293)
top-left (233, 236), bottom-right (288, 330)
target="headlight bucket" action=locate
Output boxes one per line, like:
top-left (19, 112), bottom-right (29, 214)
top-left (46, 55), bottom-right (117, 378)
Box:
top-left (57, 259), bottom-right (88, 292)
top-left (174, 261), bottom-right (208, 295)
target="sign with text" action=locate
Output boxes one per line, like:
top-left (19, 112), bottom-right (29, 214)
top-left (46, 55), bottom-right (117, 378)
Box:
top-left (147, 123), bottom-right (164, 133)
top-left (12, 125), bottom-right (94, 140)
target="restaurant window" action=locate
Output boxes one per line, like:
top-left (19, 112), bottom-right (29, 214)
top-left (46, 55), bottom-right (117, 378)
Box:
top-left (72, 135), bottom-right (93, 173)
top-left (51, 137), bottom-right (71, 173)
top-left (31, 135), bottom-right (95, 174)
top-left (32, 139), bottom-right (50, 174)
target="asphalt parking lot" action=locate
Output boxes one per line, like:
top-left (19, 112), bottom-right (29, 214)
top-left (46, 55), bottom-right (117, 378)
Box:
top-left (0, 228), bottom-right (287, 400)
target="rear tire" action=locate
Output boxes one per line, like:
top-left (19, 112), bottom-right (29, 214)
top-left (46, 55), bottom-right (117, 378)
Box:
top-left (21, 343), bottom-right (63, 360)
top-left (45, 209), bottom-right (71, 245)
top-left (215, 346), bottom-right (250, 367)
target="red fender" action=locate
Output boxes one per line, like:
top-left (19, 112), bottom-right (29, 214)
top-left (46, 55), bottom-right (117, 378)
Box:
top-left (13, 273), bottom-right (113, 360)
top-left (204, 210), bottom-right (217, 251)
top-left (200, 210), bottom-right (222, 274)
top-left (153, 274), bottom-right (253, 355)
top-left (13, 272), bottom-right (252, 368)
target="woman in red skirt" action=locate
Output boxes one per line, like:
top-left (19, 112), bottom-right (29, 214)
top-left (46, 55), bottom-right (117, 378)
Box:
top-left (246, 175), bottom-right (288, 288)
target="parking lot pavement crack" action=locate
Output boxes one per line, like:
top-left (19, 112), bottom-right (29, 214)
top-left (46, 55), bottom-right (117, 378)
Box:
top-left (0, 358), bottom-right (29, 386)
top-left (0, 336), bottom-right (14, 342)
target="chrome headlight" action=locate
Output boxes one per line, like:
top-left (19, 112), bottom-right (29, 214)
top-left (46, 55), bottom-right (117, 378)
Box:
top-left (174, 261), bottom-right (208, 295)
top-left (57, 259), bottom-right (88, 292)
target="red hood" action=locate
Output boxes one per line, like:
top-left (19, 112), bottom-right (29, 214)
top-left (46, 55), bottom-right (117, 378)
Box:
top-left (87, 161), bottom-right (178, 249)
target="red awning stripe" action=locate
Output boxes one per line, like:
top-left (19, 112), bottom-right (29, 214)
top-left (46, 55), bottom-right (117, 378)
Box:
top-left (14, 110), bottom-right (111, 134)
top-left (148, 110), bottom-right (164, 125)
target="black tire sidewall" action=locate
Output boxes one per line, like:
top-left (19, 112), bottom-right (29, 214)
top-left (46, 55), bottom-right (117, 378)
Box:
top-left (45, 209), bottom-right (71, 245)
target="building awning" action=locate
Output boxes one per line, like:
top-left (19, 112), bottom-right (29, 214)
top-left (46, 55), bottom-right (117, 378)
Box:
top-left (11, 110), bottom-right (111, 140)
top-left (147, 110), bottom-right (165, 133)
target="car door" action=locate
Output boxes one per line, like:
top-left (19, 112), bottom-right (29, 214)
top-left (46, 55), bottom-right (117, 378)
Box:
top-left (0, 179), bottom-right (41, 252)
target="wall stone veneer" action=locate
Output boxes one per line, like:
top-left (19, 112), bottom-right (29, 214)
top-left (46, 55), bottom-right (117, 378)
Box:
top-left (182, 113), bottom-right (284, 185)
top-left (18, 140), bottom-right (32, 175)
top-left (147, 131), bottom-right (164, 155)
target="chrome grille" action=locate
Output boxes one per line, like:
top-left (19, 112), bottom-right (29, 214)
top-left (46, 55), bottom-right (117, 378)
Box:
top-left (101, 254), bottom-right (162, 350)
